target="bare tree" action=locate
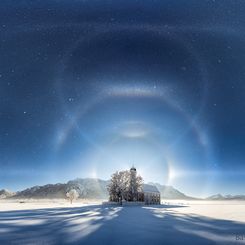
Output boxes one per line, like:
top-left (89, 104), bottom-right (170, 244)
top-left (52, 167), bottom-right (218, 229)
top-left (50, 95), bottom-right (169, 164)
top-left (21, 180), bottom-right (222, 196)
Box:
top-left (66, 189), bottom-right (79, 204)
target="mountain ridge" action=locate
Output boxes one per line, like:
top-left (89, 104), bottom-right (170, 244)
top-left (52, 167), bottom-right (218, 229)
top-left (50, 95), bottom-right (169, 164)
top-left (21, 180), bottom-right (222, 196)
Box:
top-left (2, 178), bottom-right (245, 200)
top-left (0, 189), bottom-right (15, 199)
top-left (206, 193), bottom-right (245, 200)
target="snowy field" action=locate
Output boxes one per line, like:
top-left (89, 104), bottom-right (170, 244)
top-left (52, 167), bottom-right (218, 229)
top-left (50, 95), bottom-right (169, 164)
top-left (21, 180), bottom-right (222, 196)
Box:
top-left (0, 200), bottom-right (245, 244)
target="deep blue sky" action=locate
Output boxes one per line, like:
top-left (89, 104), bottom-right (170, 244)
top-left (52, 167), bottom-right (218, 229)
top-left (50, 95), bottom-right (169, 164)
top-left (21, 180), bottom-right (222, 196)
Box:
top-left (0, 0), bottom-right (245, 197)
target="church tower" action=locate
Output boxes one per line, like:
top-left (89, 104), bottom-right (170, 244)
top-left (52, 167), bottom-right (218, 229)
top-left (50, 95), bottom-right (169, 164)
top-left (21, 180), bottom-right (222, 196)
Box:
top-left (130, 165), bottom-right (136, 173)
top-left (130, 165), bottom-right (137, 201)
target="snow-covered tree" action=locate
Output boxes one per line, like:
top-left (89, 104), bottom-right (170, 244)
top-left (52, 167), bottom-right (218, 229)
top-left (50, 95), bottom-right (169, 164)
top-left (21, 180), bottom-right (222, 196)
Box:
top-left (108, 168), bottom-right (143, 203)
top-left (66, 189), bottom-right (79, 204)
top-left (107, 170), bottom-right (130, 204)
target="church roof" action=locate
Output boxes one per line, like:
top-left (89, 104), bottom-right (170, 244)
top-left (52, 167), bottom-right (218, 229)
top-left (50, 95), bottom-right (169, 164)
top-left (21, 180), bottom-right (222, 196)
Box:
top-left (143, 184), bottom-right (160, 193)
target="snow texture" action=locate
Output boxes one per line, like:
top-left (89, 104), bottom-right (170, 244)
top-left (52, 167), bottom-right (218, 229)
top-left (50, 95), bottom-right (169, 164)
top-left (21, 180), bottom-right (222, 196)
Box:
top-left (0, 201), bottom-right (245, 244)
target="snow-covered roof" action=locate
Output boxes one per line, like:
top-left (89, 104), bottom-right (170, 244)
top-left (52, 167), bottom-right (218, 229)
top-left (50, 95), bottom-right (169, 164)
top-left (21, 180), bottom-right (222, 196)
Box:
top-left (143, 184), bottom-right (160, 193)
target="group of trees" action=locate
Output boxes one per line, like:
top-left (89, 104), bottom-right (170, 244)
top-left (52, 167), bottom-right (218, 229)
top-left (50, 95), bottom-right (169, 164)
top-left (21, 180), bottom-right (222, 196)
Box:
top-left (107, 170), bottom-right (143, 204)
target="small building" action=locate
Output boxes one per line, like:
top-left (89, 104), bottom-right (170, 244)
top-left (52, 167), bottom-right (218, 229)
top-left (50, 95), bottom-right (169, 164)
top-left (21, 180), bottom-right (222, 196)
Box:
top-left (143, 184), bottom-right (161, 205)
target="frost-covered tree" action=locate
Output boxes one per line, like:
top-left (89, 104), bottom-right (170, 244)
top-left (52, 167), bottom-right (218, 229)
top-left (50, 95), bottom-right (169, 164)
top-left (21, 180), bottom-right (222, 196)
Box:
top-left (66, 189), bottom-right (79, 204)
top-left (108, 168), bottom-right (143, 203)
top-left (107, 170), bottom-right (130, 204)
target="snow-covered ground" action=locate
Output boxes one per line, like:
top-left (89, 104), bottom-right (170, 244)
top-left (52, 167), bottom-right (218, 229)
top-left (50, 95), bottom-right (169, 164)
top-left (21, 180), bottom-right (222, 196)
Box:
top-left (0, 199), bottom-right (245, 244)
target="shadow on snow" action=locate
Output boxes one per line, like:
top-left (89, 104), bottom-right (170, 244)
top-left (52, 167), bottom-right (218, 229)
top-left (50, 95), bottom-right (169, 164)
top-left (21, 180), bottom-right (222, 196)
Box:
top-left (0, 204), bottom-right (244, 244)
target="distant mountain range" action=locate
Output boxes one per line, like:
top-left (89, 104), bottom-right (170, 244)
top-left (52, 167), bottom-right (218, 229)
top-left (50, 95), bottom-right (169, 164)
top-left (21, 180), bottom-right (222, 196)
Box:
top-left (6, 178), bottom-right (109, 200)
top-left (206, 194), bottom-right (245, 200)
top-left (1, 178), bottom-right (244, 200)
top-left (0, 189), bottom-right (15, 199)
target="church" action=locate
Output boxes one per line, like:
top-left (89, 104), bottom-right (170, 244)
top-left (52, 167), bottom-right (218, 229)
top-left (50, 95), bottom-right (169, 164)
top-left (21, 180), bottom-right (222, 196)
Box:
top-left (130, 166), bottom-right (161, 205)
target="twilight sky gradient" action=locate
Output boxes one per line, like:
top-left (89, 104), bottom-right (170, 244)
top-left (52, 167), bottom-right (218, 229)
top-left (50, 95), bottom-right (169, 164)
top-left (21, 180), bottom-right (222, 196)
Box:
top-left (1, 1), bottom-right (245, 197)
